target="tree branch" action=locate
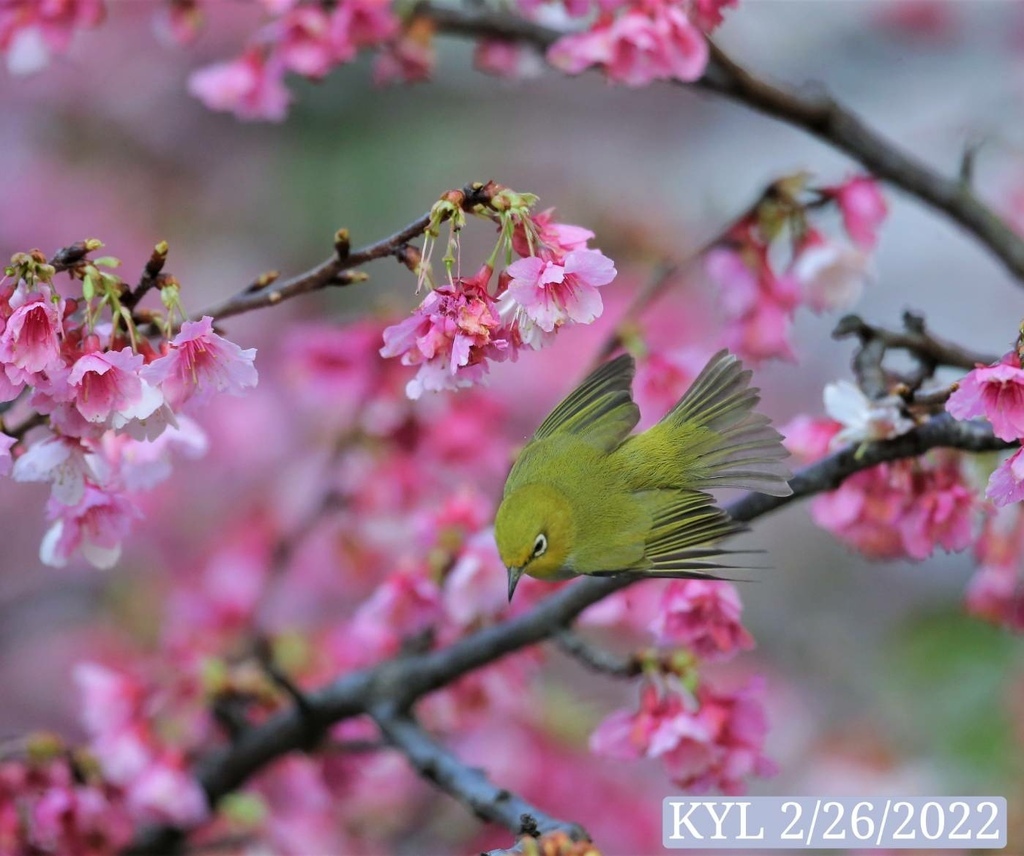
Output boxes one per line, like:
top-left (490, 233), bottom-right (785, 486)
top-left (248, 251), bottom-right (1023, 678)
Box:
top-left (196, 216), bottom-right (431, 322)
top-left (371, 706), bottom-right (588, 841)
top-left (414, 3), bottom-right (1024, 283)
top-left (553, 630), bottom-right (641, 678)
top-left (125, 411), bottom-right (1013, 855)
top-left (699, 44), bottom-right (1024, 283)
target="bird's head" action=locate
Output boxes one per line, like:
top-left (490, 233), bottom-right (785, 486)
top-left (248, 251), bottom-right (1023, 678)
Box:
top-left (494, 483), bottom-right (576, 601)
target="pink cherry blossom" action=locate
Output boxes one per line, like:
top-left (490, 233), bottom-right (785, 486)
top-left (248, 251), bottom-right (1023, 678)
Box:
top-left (812, 454), bottom-right (977, 560)
top-left (40, 484), bottom-right (141, 569)
top-left (380, 269), bottom-right (507, 398)
top-left (780, 415), bottom-right (842, 462)
top-left (811, 462), bottom-right (913, 560)
top-left (141, 316), bottom-right (257, 410)
top-left (31, 781), bottom-right (134, 855)
top-left (331, 0), bottom-right (399, 50)
top-left (966, 562), bottom-right (1024, 631)
top-left (825, 176), bottom-right (888, 249)
top-left (74, 662), bottom-right (144, 736)
top-left (549, 2), bottom-right (710, 86)
top-left (345, 571), bottom-right (443, 663)
top-left (271, 5), bottom-right (340, 78)
top-left (372, 29), bottom-right (434, 86)
top-left (188, 48), bottom-right (291, 121)
top-left (67, 346), bottom-right (146, 424)
top-left (704, 246), bottom-right (799, 362)
top-left (125, 758), bottom-right (208, 827)
top-left (986, 447), bottom-right (1024, 507)
top-left (474, 39), bottom-right (537, 79)
top-left (650, 580), bottom-right (755, 661)
top-left (511, 208), bottom-right (595, 261)
top-left (946, 354), bottom-right (1024, 442)
top-left (898, 458), bottom-right (976, 559)
top-left (690, 0), bottom-right (738, 32)
top-left (505, 249), bottom-right (616, 332)
top-left (0, 288), bottom-right (65, 382)
top-left (0, 756), bottom-right (132, 856)
top-left (590, 678), bottom-right (774, 794)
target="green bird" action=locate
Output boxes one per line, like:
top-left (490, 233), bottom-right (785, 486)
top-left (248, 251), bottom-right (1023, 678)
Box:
top-left (494, 349), bottom-right (793, 601)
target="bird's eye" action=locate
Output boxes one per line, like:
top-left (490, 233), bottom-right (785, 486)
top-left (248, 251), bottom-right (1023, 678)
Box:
top-left (532, 533), bottom-right (547, 558)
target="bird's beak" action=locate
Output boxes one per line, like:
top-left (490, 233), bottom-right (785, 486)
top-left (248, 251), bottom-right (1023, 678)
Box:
top-left (507, 566), bottom-right (524, 602)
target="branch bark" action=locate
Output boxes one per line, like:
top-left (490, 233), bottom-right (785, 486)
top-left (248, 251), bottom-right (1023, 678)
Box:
top-left (371, 706), bottom-right (588, 841)
top-left (126, 412), bottom-right (1013, 854)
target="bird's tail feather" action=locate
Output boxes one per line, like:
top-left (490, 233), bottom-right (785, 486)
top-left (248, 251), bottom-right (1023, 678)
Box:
top-left (660, 349), bottom-right (793, 497)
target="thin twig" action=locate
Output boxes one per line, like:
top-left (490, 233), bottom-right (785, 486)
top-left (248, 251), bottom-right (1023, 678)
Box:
top-left (371, 705), bottom-right (589, 841)
top-left (553, 631), bottom-right (641, 678)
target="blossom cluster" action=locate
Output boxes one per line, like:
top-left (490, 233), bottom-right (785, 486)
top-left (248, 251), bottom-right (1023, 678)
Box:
top-left (704, 174), bottom-right (888, 363)
top-left (0, 245), bottom-right (257, 568)
top-left (781, 381), bottom-right (1024, 630)
top-left (547, 0), bottom-right (736, 87)
top-left (380, 191), bottom-right (617, 398)
top-left (589, 579), bottom-right (772, 794)
top-left (0, 746), bottom-right (133, 855)
top-left (0, 0), bottom-right (742, 119)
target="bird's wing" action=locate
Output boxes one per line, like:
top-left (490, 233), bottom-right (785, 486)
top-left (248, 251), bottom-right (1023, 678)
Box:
top-left (587, 489), bottom-right (752, 578)
top-left (530, 353), bottom-right (640, 451)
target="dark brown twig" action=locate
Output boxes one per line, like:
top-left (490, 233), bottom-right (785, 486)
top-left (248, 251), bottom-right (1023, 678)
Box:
top-left (553, 631), bottom-right (641, 678)
top-left (371, 706), bottom-right (589, 842)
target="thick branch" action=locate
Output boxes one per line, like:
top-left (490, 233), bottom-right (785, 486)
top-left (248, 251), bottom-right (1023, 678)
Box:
top-left (126, 412), bottom-right (1012, 854)
top-left (371, 706), bottom-right (588, 841)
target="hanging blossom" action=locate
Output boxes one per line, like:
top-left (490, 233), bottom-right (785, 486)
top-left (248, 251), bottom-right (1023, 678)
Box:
top-left (590, 677), bottom-right (774, 794)
top-left (0, 246), bottom-right (258, 568)
top-left (704, 174), bottom-right (887, 364)
top-left (546, 0), bottom-right (736, 87)
top-left (380, 194), bottom-right (616, 398)
top-left (650, 579), bottom-right (755, 662)
top-left (946, 352), bottom-right (1024, 507)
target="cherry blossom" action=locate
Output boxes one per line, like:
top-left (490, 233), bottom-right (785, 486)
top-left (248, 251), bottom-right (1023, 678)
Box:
top-left (823, 176), bottom-right (888, 249)
top-left (946, 353), bottom-right (1024, 442)
top-left (504, 249), bottom-right (616, 332)
top-left (590, 678), bottom-right (774, 793)
top-left (380, 268), bottom-right (508, 398)
top-left (188, 48), bottom-right (291, 122)
top-left (986, 447), bottom-right (1024, 507)
top-left (141, 316), bottom-right (258, 410)
top-left (650, 580), bottom-right (755, 661)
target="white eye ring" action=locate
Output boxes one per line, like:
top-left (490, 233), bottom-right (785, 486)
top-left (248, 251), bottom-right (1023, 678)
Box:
top-left (532, 533), bottom-right (547, 558)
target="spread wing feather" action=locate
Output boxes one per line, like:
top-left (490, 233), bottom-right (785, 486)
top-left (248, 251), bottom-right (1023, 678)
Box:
top-left (530, 353), bottom-right (640, 451)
